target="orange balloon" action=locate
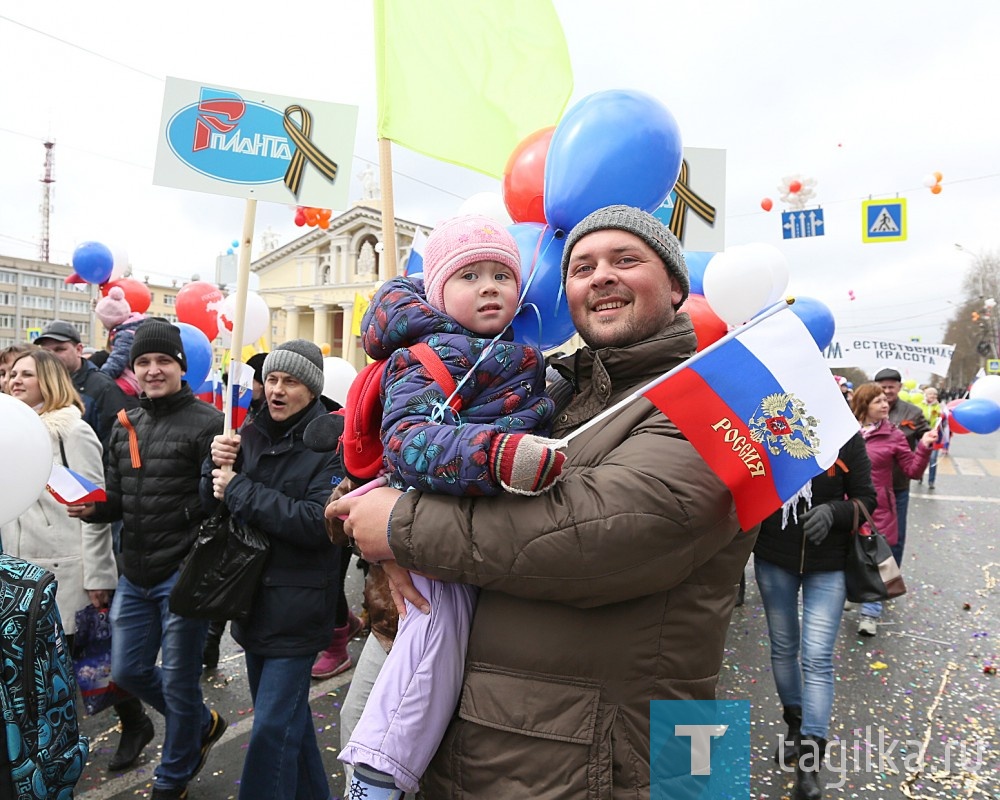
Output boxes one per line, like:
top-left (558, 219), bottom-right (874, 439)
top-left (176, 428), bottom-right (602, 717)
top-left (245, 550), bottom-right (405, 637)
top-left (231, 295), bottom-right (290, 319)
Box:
top-left (502, 127), bottom-right (555, 224)
top-left (760, 197), bottom-right (773, 212)
top-left (320, 342), bottom-right (331, 356)
top-left (679, 294), bottom-right (728, 352)
top-left (789, 180), bottom-right (802, 193)
top-left (933, 171), bottom-right (943, 182)
top-left (931, 184), bottom-right (942, 194)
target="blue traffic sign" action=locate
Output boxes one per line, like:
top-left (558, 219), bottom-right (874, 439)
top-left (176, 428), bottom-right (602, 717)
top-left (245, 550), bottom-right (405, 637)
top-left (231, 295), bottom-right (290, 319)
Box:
top-left (781, 208), bottom-right (825, 239)
top-left (862, 198), bottom-right (907, 243)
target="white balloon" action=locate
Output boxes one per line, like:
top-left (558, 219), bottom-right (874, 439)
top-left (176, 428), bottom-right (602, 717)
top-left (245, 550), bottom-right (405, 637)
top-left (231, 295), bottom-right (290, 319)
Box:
top-left (737, 243), bottom-right (790, 307)
top-left (969, 374), bottom-right (1000, 404)
top-left (703, 246), bottom-right (776, 326)
top-left (322, 357), bottom-right (358, 406)
top-left (109, 247), bottom-right (130, 282)
top-left (217, 291), bottom-right (270, 347)
top-left (0, 393), bottom-right (53, 526)
top-left (458, 192), bottom-right (513, 225)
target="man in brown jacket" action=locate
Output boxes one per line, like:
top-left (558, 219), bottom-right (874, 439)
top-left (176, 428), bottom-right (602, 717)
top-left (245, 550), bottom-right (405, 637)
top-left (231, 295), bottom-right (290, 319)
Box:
top-left (332, 205), bottom-right (756, 798)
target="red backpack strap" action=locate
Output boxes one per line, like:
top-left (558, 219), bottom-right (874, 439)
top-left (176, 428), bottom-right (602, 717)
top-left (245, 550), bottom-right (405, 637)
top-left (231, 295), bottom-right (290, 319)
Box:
top-left (409, 342), bottom-right (461, 412)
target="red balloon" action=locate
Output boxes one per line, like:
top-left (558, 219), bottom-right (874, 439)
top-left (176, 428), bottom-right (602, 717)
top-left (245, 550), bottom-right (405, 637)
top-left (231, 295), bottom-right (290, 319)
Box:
top-left (946, 399), bottom-right (970, 434)
top-left (789, 180), bottom-right (802, 193)
top-left (502, 127), bottom-right (554, 224)
top-left (175, 280), bottom-right (224, 340)
top-left (294, 208), bottom-right (306, 226)
top-left (64, 273), bottom-right (86, 285)
top-left (760, 197), bottom-right (773, 212)
top-left (103, 278), bottom-right (152, 314)
top-left (679, 293), bottom-right (728, 352)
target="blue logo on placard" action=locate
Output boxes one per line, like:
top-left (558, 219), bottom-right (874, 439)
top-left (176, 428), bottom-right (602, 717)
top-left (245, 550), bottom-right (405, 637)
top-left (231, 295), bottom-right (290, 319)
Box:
top-left (650, 700), bottom-right (750, 799)
top-left (165, 88), bottom-right (291, 185)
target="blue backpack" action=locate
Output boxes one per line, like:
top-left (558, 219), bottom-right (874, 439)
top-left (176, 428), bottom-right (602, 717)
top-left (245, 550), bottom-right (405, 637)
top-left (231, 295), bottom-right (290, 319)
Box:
top-left (0, 555), bottom-right (89, 799)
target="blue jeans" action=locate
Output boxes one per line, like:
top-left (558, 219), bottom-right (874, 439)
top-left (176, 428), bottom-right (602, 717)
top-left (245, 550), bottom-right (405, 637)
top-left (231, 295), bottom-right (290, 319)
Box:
top-left (754, 559), bottom-right (846, 738)
top-left (863, 489), bottom-right (909, 618)
top-left (928, 449), bottom-right (939, 485)
top-left (241, 652), bottom-right (331, 800)
top-left (110, 572), bottom-right (211, 789)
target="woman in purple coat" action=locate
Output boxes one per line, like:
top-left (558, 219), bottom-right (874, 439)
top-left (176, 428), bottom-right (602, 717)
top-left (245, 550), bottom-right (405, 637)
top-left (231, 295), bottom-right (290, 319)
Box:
top-left (850, 382), bottom-right (937, 637)
top-left (340, 215), bottom-right (563, 799)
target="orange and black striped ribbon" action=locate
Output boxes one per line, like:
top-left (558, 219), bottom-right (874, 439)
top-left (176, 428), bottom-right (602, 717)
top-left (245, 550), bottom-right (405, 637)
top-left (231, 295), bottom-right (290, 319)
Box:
top-left (117, 409), bottom-right (141, 469)
top-left (283, 105), bottom-right (339, 197)
top-left (669, 160), bottom-right (717, 242)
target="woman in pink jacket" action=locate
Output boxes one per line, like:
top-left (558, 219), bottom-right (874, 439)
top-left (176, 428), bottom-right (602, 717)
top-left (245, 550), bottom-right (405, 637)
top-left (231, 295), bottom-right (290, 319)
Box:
top-left (850, 382), bottom-right (937, 637)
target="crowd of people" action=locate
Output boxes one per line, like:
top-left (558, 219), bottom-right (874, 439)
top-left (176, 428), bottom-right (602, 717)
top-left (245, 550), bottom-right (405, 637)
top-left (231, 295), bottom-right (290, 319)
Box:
top-left (0, 205), bottom-right (951, 800)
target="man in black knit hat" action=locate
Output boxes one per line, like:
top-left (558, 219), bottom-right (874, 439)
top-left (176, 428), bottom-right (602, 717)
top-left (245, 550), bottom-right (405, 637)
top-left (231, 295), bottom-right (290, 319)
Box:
top-left (70, 319), bottom-right (227, 799)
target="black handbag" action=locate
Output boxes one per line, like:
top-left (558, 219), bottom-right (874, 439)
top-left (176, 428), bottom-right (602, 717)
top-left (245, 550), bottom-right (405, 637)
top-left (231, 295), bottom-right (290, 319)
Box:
top-left (168, 507), bottom-right (270, 622)
top-left (844, 499), bottom-right (906, 603)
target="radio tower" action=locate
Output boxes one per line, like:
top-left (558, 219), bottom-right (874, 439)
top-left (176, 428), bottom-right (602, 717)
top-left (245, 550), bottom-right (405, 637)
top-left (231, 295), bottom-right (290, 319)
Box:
top-left (39, 140), bottom-right (55, 263)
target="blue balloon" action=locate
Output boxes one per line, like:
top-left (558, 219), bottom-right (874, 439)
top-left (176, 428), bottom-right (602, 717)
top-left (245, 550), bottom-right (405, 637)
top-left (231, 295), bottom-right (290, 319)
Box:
top-left (543, 90), bottom-right (683, 234)
top-left (789, 296), bottom-right (836, 350)
top-left (508, 223), bottom-right (575, 351)
top-left (950, 397), bottom-right (1000, 434)
top-left (72, 241), bottom-right (114, 285)
top-left (175, 322), bottom-right (213, 390)
top-left (682, 251), bottom-right (715, 296)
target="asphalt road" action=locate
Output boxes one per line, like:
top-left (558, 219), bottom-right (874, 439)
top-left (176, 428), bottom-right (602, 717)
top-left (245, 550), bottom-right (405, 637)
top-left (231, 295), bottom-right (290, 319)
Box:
top-left (74, 432), bottom-right (999, 800)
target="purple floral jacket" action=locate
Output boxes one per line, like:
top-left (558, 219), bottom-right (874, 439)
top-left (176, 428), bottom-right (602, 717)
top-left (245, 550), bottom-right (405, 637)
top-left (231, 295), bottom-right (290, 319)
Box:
top-left (361, 277), bottom-right (554, 496)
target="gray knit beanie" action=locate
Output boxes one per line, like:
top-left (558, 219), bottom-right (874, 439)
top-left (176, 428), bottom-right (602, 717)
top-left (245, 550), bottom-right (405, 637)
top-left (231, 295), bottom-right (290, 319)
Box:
top-left (560, 205), bottom-right (690, 308)
top-left (262, 339), bottom-right (325, 398)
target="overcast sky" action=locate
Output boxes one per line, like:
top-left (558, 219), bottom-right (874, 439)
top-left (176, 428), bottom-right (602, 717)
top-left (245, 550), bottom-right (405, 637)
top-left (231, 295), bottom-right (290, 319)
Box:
top-left (3, 1), bottom-right (999, 380)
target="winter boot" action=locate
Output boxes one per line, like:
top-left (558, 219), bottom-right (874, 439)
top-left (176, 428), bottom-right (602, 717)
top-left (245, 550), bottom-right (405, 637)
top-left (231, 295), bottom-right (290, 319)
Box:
top-left (793, 734), bottom-right (826, 800)
top-left (773, 705), bottom-right (802, 767)
top-left (108, 696), bottom-right (155, 771)
top-left (311, 611), bottom-right (364, 679)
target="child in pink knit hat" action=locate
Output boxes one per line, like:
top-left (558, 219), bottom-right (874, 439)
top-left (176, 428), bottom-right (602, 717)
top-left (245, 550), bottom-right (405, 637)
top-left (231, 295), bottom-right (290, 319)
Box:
top-left (94, 286), bottom-right (146, 396)
top-left (336, 215), bottom-right (565, 799)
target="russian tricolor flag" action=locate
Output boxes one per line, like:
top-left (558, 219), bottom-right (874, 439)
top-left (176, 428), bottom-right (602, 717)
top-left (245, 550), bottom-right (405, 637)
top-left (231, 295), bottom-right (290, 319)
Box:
top-left (47, 464), bottom-right (107, 505)
top-left (404, 227), bottom-right (427, 277)
top-left (644, 306), bottom-right (859, 529)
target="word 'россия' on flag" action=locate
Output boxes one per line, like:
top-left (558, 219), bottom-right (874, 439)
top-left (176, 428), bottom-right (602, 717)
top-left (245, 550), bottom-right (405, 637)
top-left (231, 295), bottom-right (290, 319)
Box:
top-left (644, 304), bottom-right (859, 529)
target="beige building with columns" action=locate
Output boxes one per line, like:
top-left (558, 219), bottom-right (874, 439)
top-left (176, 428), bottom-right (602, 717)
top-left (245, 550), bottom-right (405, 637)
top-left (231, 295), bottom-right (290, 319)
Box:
top-left (252, 200), bottom-right (423, 370)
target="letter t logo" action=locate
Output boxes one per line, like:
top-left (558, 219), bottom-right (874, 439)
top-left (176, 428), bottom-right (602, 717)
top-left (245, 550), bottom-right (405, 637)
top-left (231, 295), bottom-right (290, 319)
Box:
top-left (674, 724), bottom-right (728, 775)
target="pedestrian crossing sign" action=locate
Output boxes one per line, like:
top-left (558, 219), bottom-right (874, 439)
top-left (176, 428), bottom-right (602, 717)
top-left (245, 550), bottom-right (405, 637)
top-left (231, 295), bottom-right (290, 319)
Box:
top-left (862, 198), bottom-right (907, 243)
top-left (988, 358), bottom-right (1000, 374)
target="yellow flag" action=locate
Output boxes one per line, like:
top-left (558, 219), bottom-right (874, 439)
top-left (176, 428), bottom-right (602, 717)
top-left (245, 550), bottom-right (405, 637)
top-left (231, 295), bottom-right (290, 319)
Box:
top-left (374, 0), bottom-right (573, 177)
top-left (351, 292), bottom-right (370, 338)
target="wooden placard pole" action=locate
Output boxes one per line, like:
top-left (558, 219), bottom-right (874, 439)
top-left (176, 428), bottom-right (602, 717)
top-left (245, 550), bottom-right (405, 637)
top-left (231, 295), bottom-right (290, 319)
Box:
top-left (378, 137), bottom-right (398, 279)
top-left (223, 197), bottom-right (258, 446)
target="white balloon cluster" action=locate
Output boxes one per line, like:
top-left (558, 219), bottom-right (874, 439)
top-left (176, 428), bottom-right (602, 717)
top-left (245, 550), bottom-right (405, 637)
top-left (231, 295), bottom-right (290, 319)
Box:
top-left (702, 243), bottom-right (791, 326)
top-left (778, 174), bottom-right (818, 211)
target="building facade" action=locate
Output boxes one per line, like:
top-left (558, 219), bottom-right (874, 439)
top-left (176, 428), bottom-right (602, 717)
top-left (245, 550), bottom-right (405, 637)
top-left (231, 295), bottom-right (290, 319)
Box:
top-left (252, 200), bottom-right (421, 370)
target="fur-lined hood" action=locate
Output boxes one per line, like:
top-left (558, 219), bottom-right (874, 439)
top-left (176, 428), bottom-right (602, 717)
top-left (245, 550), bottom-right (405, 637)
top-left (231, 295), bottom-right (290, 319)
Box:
top-left (39, 404), bottom-right (84, 440)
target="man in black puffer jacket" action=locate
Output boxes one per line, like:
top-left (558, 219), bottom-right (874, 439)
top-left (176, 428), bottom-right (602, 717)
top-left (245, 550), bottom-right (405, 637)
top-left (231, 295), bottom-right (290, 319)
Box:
top-left (73, 319), bottom-right (227, 800)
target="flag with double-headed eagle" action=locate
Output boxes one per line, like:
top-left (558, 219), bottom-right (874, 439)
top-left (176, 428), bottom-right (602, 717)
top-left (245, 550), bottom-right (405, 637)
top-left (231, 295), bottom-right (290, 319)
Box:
top-left (645, 307), bottom-right (859, 529)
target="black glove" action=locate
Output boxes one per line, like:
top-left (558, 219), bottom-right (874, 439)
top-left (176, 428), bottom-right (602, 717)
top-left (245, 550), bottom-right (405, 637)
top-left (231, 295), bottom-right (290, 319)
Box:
top-left (801, 504), bottom-right (835, 546)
